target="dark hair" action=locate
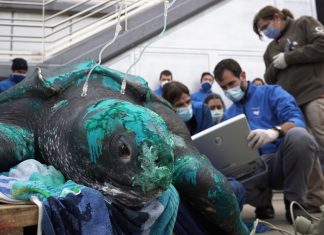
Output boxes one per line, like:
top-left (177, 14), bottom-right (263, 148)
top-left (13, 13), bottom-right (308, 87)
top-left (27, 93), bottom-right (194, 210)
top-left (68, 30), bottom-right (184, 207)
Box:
top-left (213, 59), bottom-right (242, 82)
top-left (11, 58), bottom-right (28, 71)
top-left (162, 81), bottom-right (189, 105)
top-left (159, 70), bottom-right (173, 80)
top-left (252, 77), bottom-right (265, 85)
top-left (253, 5), bottom-right (294, 39)
top-left (200, 72), bottom-right (214, 82)
top-left (204, 93), bottom-right (225, 110)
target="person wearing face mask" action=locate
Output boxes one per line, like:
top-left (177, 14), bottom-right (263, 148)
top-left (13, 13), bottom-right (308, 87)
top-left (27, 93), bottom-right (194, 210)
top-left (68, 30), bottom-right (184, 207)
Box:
top-left (214, 58), bottom-right (319, 224)
top-left (0, 58), bottom-right (28, 93)
top-left (162, 81), bottom-right (213, 136)
top-left (154, 69), bottom-right (173, 96)
top-left (254, 5), bottom-right (324, 213)
top-left (162, 80), bottom-right (248, 235)
top-left (204, 94), bottom-right (225, 124)
top-left (191, 72), bottom-right (218, 103)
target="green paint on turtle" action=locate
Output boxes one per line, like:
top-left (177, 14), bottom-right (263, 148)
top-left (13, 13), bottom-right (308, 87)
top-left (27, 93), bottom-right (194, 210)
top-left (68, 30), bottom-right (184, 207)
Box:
top-left (82, 99), bottom-right (174, 192)
top-left (173, 155), bottom-right (209, 186)
top-left (131, 142), bottom-right (173, 192)
top-left (0, 123), bottom-right (34, 161)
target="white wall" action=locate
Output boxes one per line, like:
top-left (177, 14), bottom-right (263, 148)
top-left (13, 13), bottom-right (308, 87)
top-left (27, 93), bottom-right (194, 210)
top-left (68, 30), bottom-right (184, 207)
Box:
top-left (106, 0), bottom-right (317, 106)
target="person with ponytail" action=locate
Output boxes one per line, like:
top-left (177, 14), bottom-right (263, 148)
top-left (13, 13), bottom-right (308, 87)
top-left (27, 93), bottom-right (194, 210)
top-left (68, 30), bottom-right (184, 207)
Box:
top-left (253, 5), bottom-right (324, 215)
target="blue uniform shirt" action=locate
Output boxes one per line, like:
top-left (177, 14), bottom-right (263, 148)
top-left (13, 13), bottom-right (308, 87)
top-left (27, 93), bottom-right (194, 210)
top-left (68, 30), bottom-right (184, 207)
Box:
top-left (154, 87), bottom-right (163, 96)
top-left (223, 83), bottom-right (305, 155)
top-left (0, 74), bottom-right (26, 93)
top-left (186, 101), bottom-right (213, 135)
top-left (191, 89), bottom-right (218, 102)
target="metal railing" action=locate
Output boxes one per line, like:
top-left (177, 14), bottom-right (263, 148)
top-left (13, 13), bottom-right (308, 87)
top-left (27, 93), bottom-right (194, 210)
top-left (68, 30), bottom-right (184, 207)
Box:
top-left (0, 0), bottom-right (163, 64)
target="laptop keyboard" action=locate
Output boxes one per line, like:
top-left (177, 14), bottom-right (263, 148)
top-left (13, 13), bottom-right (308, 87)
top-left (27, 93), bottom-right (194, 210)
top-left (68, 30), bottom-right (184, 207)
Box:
top-left (222, 159), bottom-right (265, 182)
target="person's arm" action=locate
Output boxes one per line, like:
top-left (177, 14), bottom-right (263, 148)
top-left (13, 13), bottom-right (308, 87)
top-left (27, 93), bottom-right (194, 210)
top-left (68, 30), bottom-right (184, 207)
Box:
top-left (247, 86), bottom-right (305, 149)
top-left (264, 63), bottom-right (279, 84)
top-left (263, 48), bottom-right (279, 84)
top-left (285, 16), bottom-right (324, 65)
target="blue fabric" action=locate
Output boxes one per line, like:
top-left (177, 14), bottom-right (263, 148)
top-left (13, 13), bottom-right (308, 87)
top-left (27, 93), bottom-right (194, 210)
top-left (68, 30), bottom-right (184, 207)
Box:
top-left (223, 83), bottom-right (305, 154)
top-left (154, 87), bottom-right (163, 96)
top-left (191, 89), bottom-right (218, 102)
top-left (42, 187), bottom-right (113, 235)
top-left (149, 185), bottom-right (179, 235)
top-left (174, 199), bottom-right (211, 235)
top-left (109, 185), bottom-right (179, 235)
top-left (228, 177), bottom-right (246, 210)
top-left (0, 159), bottom-right (113, 235)
top-left (0, 74), bottom-right (25, 93)
top-left (185, 101), bottom-right (213, 135)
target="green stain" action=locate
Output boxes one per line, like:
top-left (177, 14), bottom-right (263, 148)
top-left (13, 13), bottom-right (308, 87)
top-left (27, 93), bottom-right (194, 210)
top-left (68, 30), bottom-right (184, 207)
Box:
top-left (83, 99), bottom-right (174, 163)
top-left (41, 60), bottom-right (151, 95)
top-left (173, 155), bottom-right (204, 185)
top-left (208, 174), bottom-right (237, 217)
top-left (0, 123), bottom-right (34, 161)
top-left (82, 99), bottom-right (174, 192)
top-left (102, 76), bottom-right (120, 91)
top-left (131, 142), bottom-right (172, 192)
top-left (51, 100), bottom-right (69, 113)
top-left (44, 60), bottom-right (95, 88)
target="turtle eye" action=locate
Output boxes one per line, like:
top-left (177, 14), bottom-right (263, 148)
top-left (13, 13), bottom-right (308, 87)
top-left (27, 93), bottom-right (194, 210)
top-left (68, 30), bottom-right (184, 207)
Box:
top-left (117, 139), bottom-right (131, 161)
top-left (107, 128), bottom-right (137, 164)
top-left (111, 135), bottom-right (133, 163)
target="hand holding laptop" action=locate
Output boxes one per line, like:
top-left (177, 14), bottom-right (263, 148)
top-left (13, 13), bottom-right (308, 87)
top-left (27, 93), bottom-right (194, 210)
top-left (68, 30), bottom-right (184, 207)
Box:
top-left (247, 129), bottom-right (279, 149)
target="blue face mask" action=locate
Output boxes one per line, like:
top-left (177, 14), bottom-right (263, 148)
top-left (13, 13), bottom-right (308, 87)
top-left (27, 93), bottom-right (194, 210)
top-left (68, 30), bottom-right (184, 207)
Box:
top-left (176, 105), bottom-right (193, 122)
top-left (210, 109), bottom-right (224, 124)
top-left (225, 85), bottom-right (245, 102)
top-left (201, 81), bottom-right (212, 91)
top-left (262, 25), bottom-right (281, 39)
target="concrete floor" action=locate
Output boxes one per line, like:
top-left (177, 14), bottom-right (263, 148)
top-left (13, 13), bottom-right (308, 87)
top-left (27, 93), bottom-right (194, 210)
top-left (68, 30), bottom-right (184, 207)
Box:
top-left (241, 192), bottom-right (322, 234)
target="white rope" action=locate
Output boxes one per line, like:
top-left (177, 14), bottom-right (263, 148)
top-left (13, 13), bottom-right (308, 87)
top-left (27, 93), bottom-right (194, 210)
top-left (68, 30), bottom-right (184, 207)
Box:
top-left (81, 2), bottom-right (123, 97)
top-left (120, 0), bottom-right (177, 95)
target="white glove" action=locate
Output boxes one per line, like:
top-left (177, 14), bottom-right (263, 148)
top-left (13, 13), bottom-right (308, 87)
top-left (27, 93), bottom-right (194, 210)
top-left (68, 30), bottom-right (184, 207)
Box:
top-left (273, 53), bottom-right (287, 69)
top-left (247, 129), bottom-right (279, 149)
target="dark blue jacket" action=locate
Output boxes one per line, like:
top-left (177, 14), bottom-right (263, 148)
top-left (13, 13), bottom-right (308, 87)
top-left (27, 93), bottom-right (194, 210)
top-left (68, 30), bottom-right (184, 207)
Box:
top-left (186, 101), bottom-right (213, 136)
top-left (191, 89), bottom-right (218, 103)
top-left (224, 83), bottom-right (305, 154)
top-left (0, 74), bottom-right (26, 93)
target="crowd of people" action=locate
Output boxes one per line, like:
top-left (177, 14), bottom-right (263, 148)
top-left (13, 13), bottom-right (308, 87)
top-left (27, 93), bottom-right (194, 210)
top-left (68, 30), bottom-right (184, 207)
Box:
top-left (153, 4), bottom-right (324, 229)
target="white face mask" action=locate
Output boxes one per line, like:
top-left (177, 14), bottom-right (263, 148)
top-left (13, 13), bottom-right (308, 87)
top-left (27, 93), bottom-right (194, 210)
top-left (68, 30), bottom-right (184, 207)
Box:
top-left (176, 105), bottom-right (193, 122)
top-left (210, 109), bottom-right (224, 123)
top-left (160, 80), bottom-right (170, 88)
top-left (225, 85), bottom-right (245, 102)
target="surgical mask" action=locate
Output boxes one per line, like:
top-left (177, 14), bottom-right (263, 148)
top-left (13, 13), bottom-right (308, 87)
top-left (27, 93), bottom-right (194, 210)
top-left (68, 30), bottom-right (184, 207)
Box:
top-left (160, 80), bottom-right (170, 88)
top-left (210, 109), bottom-right (224, 123)
top-left (225, 85), bottom-right (245, 102)
top-left (262, 25), bottom-right (281, 39)
top-left (176, 105), bottom-right (193, 122)
top-left (201, 81), bottom-right (212, 91)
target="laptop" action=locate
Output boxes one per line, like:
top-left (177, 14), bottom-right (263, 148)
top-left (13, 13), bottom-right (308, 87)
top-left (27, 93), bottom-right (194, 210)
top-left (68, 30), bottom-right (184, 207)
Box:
top-left (192, 114), bottom-right (267, 182)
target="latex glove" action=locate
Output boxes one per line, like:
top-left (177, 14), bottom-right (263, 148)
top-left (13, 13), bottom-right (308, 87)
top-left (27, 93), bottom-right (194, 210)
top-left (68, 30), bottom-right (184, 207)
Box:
top-left (273, 53), bottom-right (287, 69)
top-left (247, 129), bottom-right (279, 149)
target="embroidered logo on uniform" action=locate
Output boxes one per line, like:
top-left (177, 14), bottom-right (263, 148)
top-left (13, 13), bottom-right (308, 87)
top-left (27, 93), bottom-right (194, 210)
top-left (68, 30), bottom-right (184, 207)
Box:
top-left (253, 110), bottom-right (260, 116)
top-left (251, 107), bottom-right (260, 116)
